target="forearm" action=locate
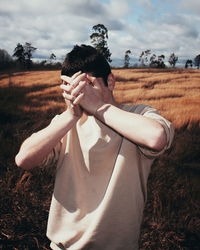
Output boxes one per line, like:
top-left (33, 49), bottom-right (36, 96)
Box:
top-left (95, 104), bottom-right (167, 151)
top-left (15, 110), bottom-right (78, 170)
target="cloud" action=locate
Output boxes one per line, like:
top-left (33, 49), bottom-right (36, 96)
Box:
top-left (0, 0), bottom-right (199, 65)
top-left (105, 0), bottom-right (130, 18)
top-left (109, 9), bottom-right (200, 63)
top-left (0, 0), bottom-right (128, 60)
top-left (135, 0), bottom-right (153, 9)
top-left (180, 0), bottom-right (200, 14)
top-left (162, 13), bottom-right (199, 38)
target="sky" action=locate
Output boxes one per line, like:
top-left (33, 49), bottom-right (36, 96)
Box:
top-left (0, 0), bottom-right (200, 66)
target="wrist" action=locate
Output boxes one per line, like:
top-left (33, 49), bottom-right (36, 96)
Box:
top-left (84, 100), bottom-right (105, 116)
top-left (94, 103), bottom-right (111, 120)
top-left (63, 109), bottom-right (80, 123)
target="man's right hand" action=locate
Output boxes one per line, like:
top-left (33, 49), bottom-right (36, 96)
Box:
top-left (15, 72), bottom-right (88, 171)
top-left (60, 72), bottom-right (87, 118)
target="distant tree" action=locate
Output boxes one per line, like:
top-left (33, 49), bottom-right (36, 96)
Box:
top-left (0, 49), bottom-right (12, 62)
top-left (124, 50), bottom-right (131, 68)
top-left (139, 49), bottom-right (151, 66)
top-left (13, 43), bottom-right (25, 66)
top-left (90, 24), bottom-right (112, 62)
top-left (185, 60), bottom-right (193, 68)
top-left (150, 54), bottom-right (165, 68)
top-left (50, 53), bottom-right (56, 61)
top-left (13, 42), bottom-right (37, 69)
top-left (157, 55), bottom-right (165, 68)
top-left (150, 54), bottom-right (156, 63)
top-left (194, 54), bottom-right (200, 69)
top-left (40, 60), bottom-right (47, 66)
top-left (168, 53), bottom-right (178, 67)
top-left (24, 42), bottom-right (37, 69)
top-left (0, 49), bottom-right (13, 70)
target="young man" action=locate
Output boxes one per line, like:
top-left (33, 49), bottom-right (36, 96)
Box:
top-left (15, 45), bottom-right (174, 250)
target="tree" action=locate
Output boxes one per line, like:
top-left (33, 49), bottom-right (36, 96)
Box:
top-left (149, 54), bottom-right (165, 68)
top-left (13, 43), bottom-right (25, 66)
top-left (150, 54), bottom-right (156, 64)
top-left (139, 50), bottom-right (151, 66)
top-left (49, 53), bottom-right (56, 64)
top-left (185, 60), bottom-right (193, 68)
top-left (168, 53), bottom-right (178, 67)
top-left (157, 55), bottom-right (165, 68)
top-left (124, 50), bottom-right (131, 68)
top-left (194, 54), bottom-right (200, 69)
top-left (24, 42), bottom-right (37, 69)
top-left (0, 49), bottom-right (12, 63)
top-left (13, 42), bottom-right (37, 69)
top-left (0, 49), bottom-right (14, 70)
top-left (50, 53), bottom-right (56, 61)
top-left (90, 24), bottom-right (112, 62)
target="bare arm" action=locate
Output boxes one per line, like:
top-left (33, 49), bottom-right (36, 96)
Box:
top-left (15, 109), bottom-right (79, 170)
top-left (16, 72), bottom-right (85, 170)
top-left (95, 104), bottom-right (167, 151)
top-left (60, 73), bottom-right (167, 152)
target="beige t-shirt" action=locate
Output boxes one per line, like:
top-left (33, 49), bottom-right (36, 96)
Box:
top-left (44, 104), bottom-right (174, 250)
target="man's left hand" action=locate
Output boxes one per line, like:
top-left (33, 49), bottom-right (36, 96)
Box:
top-left (61, 74), bottom-right (105, 115)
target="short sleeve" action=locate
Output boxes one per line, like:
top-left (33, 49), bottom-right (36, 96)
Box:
top-left (131, 104), bottom-right (174, 158)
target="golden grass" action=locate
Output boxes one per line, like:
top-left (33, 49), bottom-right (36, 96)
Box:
top-left (113, 68), bottom-right (200, 128)
top-left (1, 68), bottom-right (200, 129)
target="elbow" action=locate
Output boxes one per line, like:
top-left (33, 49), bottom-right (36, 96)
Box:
top-left (149, 125), bottom-right (167, 152)
top-left (15, 152), bottom-right (26, 169)
top-left (15, 152), bottom-right (33, 170)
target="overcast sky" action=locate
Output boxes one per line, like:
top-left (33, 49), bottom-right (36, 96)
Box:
top-left (0, 0), bottom-right (200, 66)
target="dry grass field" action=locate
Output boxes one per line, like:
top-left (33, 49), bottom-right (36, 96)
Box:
top-left (0, 68), bottom-right (200, 249)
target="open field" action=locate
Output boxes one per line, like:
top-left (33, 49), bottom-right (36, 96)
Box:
top-left (0, 68), bottom-right (200, 249)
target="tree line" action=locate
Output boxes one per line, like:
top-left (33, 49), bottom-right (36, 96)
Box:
top-left (124, 49), bottom-right (200, 69)
top-left (0, 43), bottom-right (61, 71)
top-left (0, 24), bottom-right (200, 71)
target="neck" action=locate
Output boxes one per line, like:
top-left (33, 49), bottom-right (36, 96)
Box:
top-left (104, 92), bottom-right (121, 109)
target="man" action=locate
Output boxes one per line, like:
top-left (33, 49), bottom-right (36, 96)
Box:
top-left (15, 45), bottom-right (174, 250)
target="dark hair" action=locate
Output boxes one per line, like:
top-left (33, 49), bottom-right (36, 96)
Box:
top-left (61, 44), bottom-right (111, 86)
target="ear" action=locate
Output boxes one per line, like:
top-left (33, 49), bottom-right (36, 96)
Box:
top-left (107, 73), bottom-right (115, 91)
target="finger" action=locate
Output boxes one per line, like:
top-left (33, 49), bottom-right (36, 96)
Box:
top-left (61, 75), bottom-right (72, 84)
top-left (86, 75), bottom-right (95, 86)
top-left (62, 92), bottom-right (75, 101)
top-left (86, 74), bottom-right (94, 82)
top-left (86, 74), bottom-right (101, 88)
top-left (60, 84), bottom-right (71, 93)
top-left (71, 71), bottom-right (82, 80)
top-left (73, 93), bottom-right (84, 105)
top-left (62, 71), bottom-right (82, 86)
top-left (69, 73), bottom-right (86, 91)
top-left (71, 81), bottom-right (87, 97)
